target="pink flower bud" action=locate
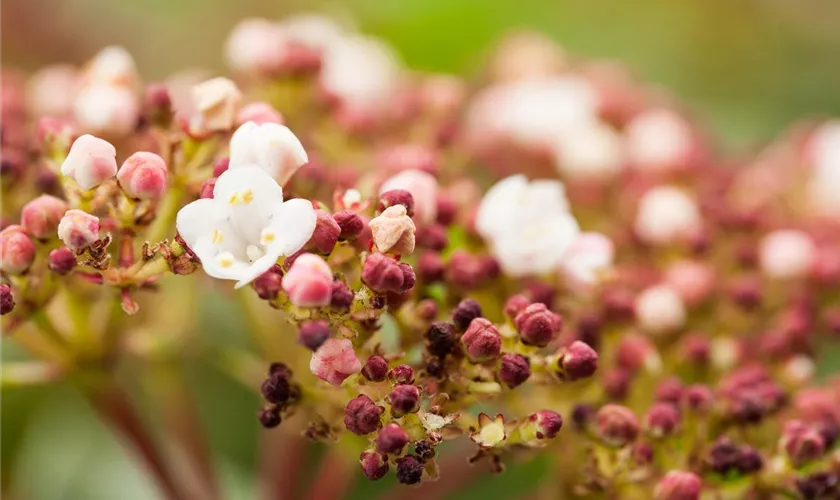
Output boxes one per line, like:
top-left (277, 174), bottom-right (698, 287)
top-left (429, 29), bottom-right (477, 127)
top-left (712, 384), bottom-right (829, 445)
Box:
top-left (556, 340), bottom-right (599, 381)
top-left (504, 294), bottom-right (531, 320)
top-left (61, 134), bottom-right (117, 190)
top-left (369, 205), bottom-right (416, 255)
top-left (298, 319), bottom-right (331, 351)
top-left (379, 170), bottom-right (439, 225)
top-left (616, 334), bottom-right (661, 374)
top-left (36, 117), bottom-right (76, 155)
top-left (387, 364), bottom-right (415, 385)
top-left (57, 209), bottom-right (100, 250)
top-left (375, 423), bottom-right (409, 455)
top-left (74, 84), bottom-right (139, 136)
top-left (329, 281), bottom-right (353, 311)
top-left (595, 404), bottom-right (640, 447)
top-left (529, 410), bottom-right (564, 439)
top-left (361, 355), bottom-right (388, 382)
top-left (386, 384), bottom-right (421, 417)
top-left (304, 210), bottom-right (341, 255)
top-left (309, 338), bottom-right (361, 386)
top-left (199, 178), bottom-right (216, 199)
top-left (236, 101), bottom-right (284, 125)
top-left (333, 210), bottom-right (364, 241)
top-left (759, 229), bottom-right (816, 280)
top-left (664, 259), bottom-right (715, 307)
top-left (362, 253), bottom-right (415, 294)
top-left (0, 225), bottom-right (36, 274)
top-left (191, 77), bottom-right (242, 132)
top-left (117, 152), bottom-right (168, 200)
top-left (645, 402), bottom-right (681, 438)
top-left (654, 471), bottom-right (702, 500)
top-left (252, 266), bottom-right (283, 300)
top-left (20, 195), bottom-right (68, 239)
top-left (281, 253), bottom-right (333, 307)
top-left (344, 395), bottom-right (384, 435)
top-left (634, 186), bottom-right (701, 245)
top-left (0, 283), bottom-right (14, 315)
top-left (460, 317), bottom-right (502, 363)
top-left (782, 420), bottom-right (826, 466)
top-left (452, 298), bottom-right (482, 331)
top-left (634, 284), bottom-right (686, 336)
top-left (416, 251), bottom-right (444, 283)
top-left (514, 303), bottom-right (562, 347)
top-left (359, 450), bottom-right (389, 481)
top-left (378, 190), bottom-right (414, 217)
top-left (48, 247), bottom-right (77, 275)
top-left (144, 83), bottom-right (173, 127)
top-left (500, 354), bottom-right (531, 388)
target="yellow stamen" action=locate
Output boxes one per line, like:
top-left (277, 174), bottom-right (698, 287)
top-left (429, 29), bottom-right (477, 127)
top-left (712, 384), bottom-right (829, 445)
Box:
top-left (242, 189), bottom-right (254, 204)
top-left (211, 228), bottom-right (224, 245)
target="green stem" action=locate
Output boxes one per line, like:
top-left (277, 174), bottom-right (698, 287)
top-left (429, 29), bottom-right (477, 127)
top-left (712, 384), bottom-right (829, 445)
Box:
top-left (146, 183), bottom-right (186, 245)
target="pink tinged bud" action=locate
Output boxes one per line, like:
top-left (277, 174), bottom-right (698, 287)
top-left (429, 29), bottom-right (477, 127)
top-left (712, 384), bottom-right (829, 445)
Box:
top-left (369, 205), bottom-right (416, 255)
top-left (557, 340), bottom-right (598, 381)
top-left (378, 190), bottom-right (414, 217)
top-left (117, 152), bottom-right (168, 200)
top-left (634, 186), bottom-right (701, 245)
top-left (199, 178), bottom-right (217, 199)
top-left (74, 84), bottom-right (139, 136)
top-left (333, 210), bottom-right (364, 241)
top-left (759, 230), bottom-right (816, 280)
top-left (329, 281), bottom-right (353, 311)
top-left (379, 170), bottom-right (439, 225)
top-left (61, 134), bottom-right (117, 190)
top-left (514, 303), bottom-right (562, 347)
top-left (359, 450), bottom-right (389, 481)
top-left (386, 384), bottom-right (421, 417)
top-left (36, 117), bottom-right (76, 155)
top-left (634, 284), bottom-right (686, 336)
top-left (654, 471), bottom-right (702, 500)
top-left (375, 423), bottom-right (410, 455)
top-left (0, 225), bottom-right (36, 274)
top-left (191, 77), bottom-right (242, 132)
top-left (0, 283), bottom-right (14, 315)
top-left (460, 317), bottom-right (502, 363)
top-left (362, 253), bottom-right (415, 294)
top-left (305, 210), bottom-right (341, 255)
top-left (387, 364), bottom-right (415, 385)
top-left (664, 259), bottom-right (715, 306)
top-left (595, 404), bottom-right (640, 448)
top-left (298, 319), bottom-right (331, 351)
top-left (236, 101), bottom-right (284, 126)
top-left (144, 83), bottom-right (173, 127)
top-left (655, 377), bottom-right (685, 404)
top-left (616, 335), bottom-right (662, 374)
top-left (281, 253), bottom-right (333, 307)
top-left (645, 403), bottom-right (681, 438)
top-left (529, 410), bottom-right (563, 439)
top-left (416, 251), bottom-right (444, 283)
top-left (309, 338), bottom-right (361, 386)
top-left (782, 420), bottom-right (826, 466)
top-left (500, 354), bottom-right (531, 388)
top-left (361, 355), bottom-right (388, 382)
top-left (20, 195), bottom-right (68, 239)
top-left (57, 209), bottom-right (100, 251)
top-left (344, 395), bottom-right (385, 435)
top-left (504, 294), bottom-right (531, 320)
top-left (48, 247), bottom-right (77, 275)
top-left (684, 384), bottom-right (714, 413)
top-left (252, 266), bottom-right (283, 300)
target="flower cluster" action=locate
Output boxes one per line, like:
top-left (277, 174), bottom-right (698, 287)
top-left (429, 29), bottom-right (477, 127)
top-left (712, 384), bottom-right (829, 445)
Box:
top-left (2, 12), bottom-right (840, 500)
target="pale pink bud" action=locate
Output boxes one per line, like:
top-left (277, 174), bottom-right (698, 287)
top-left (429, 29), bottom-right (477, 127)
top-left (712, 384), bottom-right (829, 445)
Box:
top-left (20, 195), bottom-right (69, 239)
top-left (634, 284), bottom-right (686, 336)
top-left (626, 109), bottom-right (695, 174)
top-left (236, 101), bottom-right (284, 126)
top-left (60, 134), bottom-right (117, 190)
top-left (225, 19), bottom-right (287, 75)
top-left (634, 186), bottom-right (701, 245)
top-left (0, 225), bottom-right (36, 274)
top-left (117, 152), bottom-right (168, 199)
top-left (26, 64), bottom-right (79, 117)
top-left (379, 169), bottom-right (439, 225)
top-left (57, 209), bottom-right (100, 250)
top-left (281, 253), bottom-right (333, 307)
top-left (82, 46), bottom-right (138, 88)
top-left (74, 84), bottom-right (139, 135)
top-left (758, 229), bottom-right (816, 280)
top-left (191, 77), bottom-right (242, 132)
top-left (664, 259), bottom-right (715, 307)
top-left (561, 232), bottom-right (614, 290)
top-left (309, 338), bottom-right (362, 386)
top-left (369, 205), bottom-right (416, 255)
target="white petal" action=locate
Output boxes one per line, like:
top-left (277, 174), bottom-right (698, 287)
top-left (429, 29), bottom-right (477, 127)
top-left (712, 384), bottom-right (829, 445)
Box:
top-left (213, 165), bottom-right (283, 242)
top-left (191, 241), bottom-right (251, 281)
top-left (175, 198), bottom-right (229, 250)
top-left (234, 253), bottom-right (280, 289)
top-left (228, 121), bottom-right (260, 169)
top-left (264, 198), bottom-right (317, 256)
top-left (255, 123), bottom-right (308, 183)
top-left (475, 175), bottom-right (527, 239)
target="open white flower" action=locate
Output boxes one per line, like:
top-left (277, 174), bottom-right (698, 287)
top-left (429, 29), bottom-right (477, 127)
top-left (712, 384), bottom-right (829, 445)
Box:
top-left (229, 121), bottom-right (308, 185)
top-left (319, 34), bottom-right (401, 111)
top-left (561, 232), bottom-right (615, 289)
top-left (176, 165), bottom-right (316, 288)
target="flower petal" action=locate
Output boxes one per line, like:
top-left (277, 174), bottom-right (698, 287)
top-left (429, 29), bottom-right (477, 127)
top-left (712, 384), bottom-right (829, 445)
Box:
top-left (264, 198), bottom-right (317, 256)
top-left (175, 198), bottom-right (229, 250)
top-left (234, 253), bottom-right (280, 289)
top-left (213, 165), bottom-right (283, 242)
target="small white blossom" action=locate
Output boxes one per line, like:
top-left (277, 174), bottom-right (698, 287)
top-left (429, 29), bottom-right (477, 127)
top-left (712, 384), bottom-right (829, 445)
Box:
top-left (176, 165), bottom-right (316, 288)
top-left (319, 34), bottom-right (401, 111)
top-left (625, 108), bottom-right (694, 173)
top-left (553, 121), bottom-right (624, 181)
top-left (561, 232), bottom-right (614, 289)
top-left (634, 186), bottom-right (701, 245)
top-left (61, 134), bottom-right (118, 190)
top-left (229, 121), bottom-right (308, 186)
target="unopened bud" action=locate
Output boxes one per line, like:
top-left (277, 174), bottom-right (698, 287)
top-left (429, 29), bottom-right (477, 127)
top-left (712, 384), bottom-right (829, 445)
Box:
top-left (57, 209), bottom-right (100, 250)
top-left (61, 134), bottom-right (117, 190)
top-left (21, 195), bottom-right (68, 240)
top-left (252, 266), bottom-right (283, 300)
top-left (117, 152), bottom-right (168, 200)
top-left (305, 210), bottom-right (340, 255)
top-left (361, 355), bottom-right (388, 382)
top-left (48, 247), bottom-right (77, 275)
top-left (387, 364), bottom-right (415, 385)
top-left (298, 319), bottom-right (331, 351)
top-left (595, 404), bottom-right (640, 447)
top-left (329, 280), bottom-right (353, 311)
top-left (461, 317), bottom-right (502, 363)
top-left (344, 395), bottom-right (384, 435)
top-left (654, 470), bottom-right (702, 500)
top-left (0, 284), bottom-right (15, 315)
top-left (378, 190), bottom-right (414, 217)
top-left (644, 403), bottom-right (681, 438)
top-left (375, 423), bottom-right (409, 455)
top-left (333, 210), bottom-right (364, 241)
top-left (556, 341), bottom-right (599, 381)
top-left (500, 354), bottom-right (531, 388)
top-left (395, 455), bottom-right (423, 485)
top-left (515, 303), bottom-right (562, 347)
top-left (359, 450), bottom-right (389, 480)
top-left (387, 384), bottom-right (421, 417)
top-left (0, 225), bottom-right (36, 274)
top-left (452, 298), bottom-right (482, 331)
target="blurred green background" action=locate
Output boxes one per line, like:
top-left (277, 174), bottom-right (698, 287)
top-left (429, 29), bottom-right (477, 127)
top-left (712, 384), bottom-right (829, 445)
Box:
top-left (4, 0), bottom-right (840, 498)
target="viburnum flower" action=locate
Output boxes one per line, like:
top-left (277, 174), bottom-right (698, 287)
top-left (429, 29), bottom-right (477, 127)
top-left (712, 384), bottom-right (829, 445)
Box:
top-left (471, 413), bottom-right (507, 449)
top-left (228, 121), bottom-right (308, 186)
top-left (379, 169), bottom-right (439, 225)
top-left (368, 205), bottom-right (416, 255)
top-left (758, 229), bottom-right (816, 280)
top-left (309, 338), bottom-right (362, 386)
top-left (552, 121), bottom-right (624, 181)
top-left (81, 45), bottom-right (139, 88)
top-left (634, 186), bottom-right (701, 245)
top-left (225, 19), bottom-right (287, 75)
top-left (634, 284), bottom-right (686, 336)
top-left (626, 108), bottom-right (695, 173)
top-left (190, 77), bottom-right (242, 132)
top-left (175, 165), bottom-right (316, 288)
top-left (476, 175), bottom-right (579, 277)
top-left (61, 134), bottom-right (118, 190)
top-left (74, 84), bottom-right (139, 136)
top-left (560, 232), bottom-right (614, 289)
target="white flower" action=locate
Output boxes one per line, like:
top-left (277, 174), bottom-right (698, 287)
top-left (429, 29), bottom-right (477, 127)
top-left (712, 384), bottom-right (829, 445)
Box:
top-left (61, 134), bottom-right (118, 190)
top-left (176, 165), bottom-right (316, 288)
top-left (73, 84), bottom-right (139, 135)
top-left (319, 34), bottom-right (401, 111)
top-left (225, 18), bottom-right (287, 74)
top-left (229, 121), bottom-right (308, 186)
top-left (476, 175), bottom-right (579, 277)
top-left (625, 108), bottom-right (694, 173)
top-left (634, 186), bottom-right (701, 245)
top-left (561, 232), bottom-right (614, 289)
top-left (82, 46), bottom-right (139, 88)
top-left (279, 13), bottom-right (346, 52)
top-left (758, 229), bottom-right (816, 280)
top-left (634, 284), bottom-right (686, 336)
top-left (809, 120), bottom-right (840, 181)
top-left (553, 121), bottom-right (624, 181)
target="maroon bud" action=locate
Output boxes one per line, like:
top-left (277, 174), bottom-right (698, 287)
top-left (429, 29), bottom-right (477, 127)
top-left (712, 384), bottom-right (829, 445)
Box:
top-left (398, 262), bottom-right (416, 292)
top-left (360, 450), bottom-right (389, 480)
top-left (416, 223), bottom-right (448, 250)
top-left (655, 377), bottom-right (685, 404)
top-left (329, 280), bottom-right (353, 311)
top-left (572, 404), bottom-right (595, 430)
top-left (252, 266), bottom-right (283, 300)
top-left (602, 288), bottom-right (636, 321)
top-left (684, 385), bottom-right (714, 413)
top-left (395, 455), bottom-right (423, 485)
top-left (425, 322), bottom-right (456, 358)
top-left (48, 247), bottom-right (77, 275)
top-left (679, 334), bottom-right (710, 366)
top-left (413, 440), bottom-right (435, 462)
top-left (796, 472), bottom-right (838, 500)
top-left (461, 318), bottom-right (502, 363)
top-left (416, 251), bottom-right (444, 282)
top-left (530, 410), bottom-right (563, 439)
top-left (576, 313), bottom-right (602, 349)
top-left (0, 283), bottom-right (14, 315)
top-left (632, 442), bottom-right (654, 466)
top-left (444, 250), bottom-right (487, 289)
top-left (729, 276), bottom-right (762, 310)
top-left (268, 362), bottom-right (291, 376)
top-left (595, 404), bottom-right (640, 447)
top-left (199, 177), bottom-right (216, 199)
top-left (362, 253), bottom-right (414, 293)
top-left (378, 190), bottom-right (414, 216)
top-left (557, 341), bottom-right (598, 381)
top-left (452, 298), bottom-right (482, 331)
top-left (782, 420), bottom-right (826, 466)
top-left (415, 299), bottom-right (438, 320)
top-left (261, 372), bottom-right (291, 405)
top-left (344, 395), bottom-right (385, 435)
top-left (386, 384), bottom-right (421, 417)
top-left (707, 437), bottom-right (763, 475)
top-left (655, 471), bottom-right (702, 500)
top-left (306, 210), bottom-right (341, 255)
top-left (362, 356), bottom-right (388, 382)
top-left (504, 294), bottom-right (531, 320)
top-left (144, 83), bottom-right (173, 127)
top-left (436, 193), bottom-right (457, 226)
top-left (375, 423), bottom-right (409, 455)
top-left (616, 335), bottom-right (660, 373)
top-left (333, 210), bottom-right (364, 241)
top-left (515, 303), bottom-right (562, 347)
top-left (645, 403), bottom-right (681, 438)
top-left (734, 446), bottom-right (763, 474)
top-left (258, 407), bottom-right (282, 428)
top-left (500, 354), bottom-right (531, 388)
top-left (603, 369), bottom-right (632, 400)
top-left (387, 364), bottom-right (415, 385)
top-left (298, 319), bottom-right (331, 351)
top-left (525, 282), bottom-right (555, 307)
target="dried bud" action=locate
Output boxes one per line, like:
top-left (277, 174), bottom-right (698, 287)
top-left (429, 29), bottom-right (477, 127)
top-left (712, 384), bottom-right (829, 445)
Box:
top-left (461, 318), bottom-right (502, 363)
top-left (20, 195), bottom-right (68, 239)
top-left (369, 205), bottom-right (416, 255)
top-left (654, 471), bottom-right (702, 500)
top-left (0, 226), bottom-right (36, 274)
top-left (117, 152), bottom-right (168, 200)
top-left (57, 209), bottom-right (100, 250)
top-left (413, 440), bottom-right (436, 462)
top-left (595, 404), bottom-right (640, 447)
top-left (378, 189), bottom-right (414, 217)
top-left (781, 420), bottom-right (826, 466)
top-left (252, 266), bottom-right (283, 300)
top-left (298, 319), bottom-right (331, 351)
top-left (395, 455), bottom-right (423, 485)
top-left (529, 410), bottom-right (564, 439)
top-left (387, 384), bottom-right (421, 417)
top-left (309, 338), bottom-right (361, 386)
top-left (260, 371), bottom-right (291, 405)
top-left (362, 253), bottom-right (415, 294)
top-left (425, 322), bottom-right (457, 358)
top-left (282, 253), bottom-right (333, 307)
top-left (329, 281), bottom-right (353, 311)
top-left (344, 395), bottom-right (385, 435)
top-left (515, 303), bottom-right (562, 347)
top-left (387, 364), bottom-right (415, 385)
top-left (191, 77), bottom-right (242, 132)
top-left (556, 341), bottom-right (599, 381)
top-left (359, 450), bottom-right (389, 481)
top-left (375, 423), bottom-right (410, 455)
top-left (416, 251), bottom-right (444, 282)
top-left (452, 298), bottom-right (482, 331)
top-left (60, 134), bottom-right (117, 190)
top-left (0, 284), bottom-right (14, 315)
top-left (500, 354), bottom-right (531, 388)
top-left (645, 403), bottom-right (681, 438)
top-left (362, 356), bottom-right (389, 382)
top-left (504, 294), bottom-right (531, 320)
top-left (333, 210), bottom-right (364, 241)
top-left (305, 210), bottom-right (341, 255)
top-left (48, 247), bottom-right (77, 275)
top-left (258, 407), bottom-right (282, 428)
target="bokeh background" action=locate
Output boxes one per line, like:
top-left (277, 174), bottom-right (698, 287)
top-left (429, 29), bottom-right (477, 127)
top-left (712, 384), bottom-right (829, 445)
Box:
top-left (3, 0), bottom-right (840, 498)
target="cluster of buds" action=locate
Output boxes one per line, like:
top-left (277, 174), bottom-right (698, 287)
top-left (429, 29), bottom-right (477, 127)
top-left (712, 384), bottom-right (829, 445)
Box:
top-left (3, 11), bottom-right (840, 500)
